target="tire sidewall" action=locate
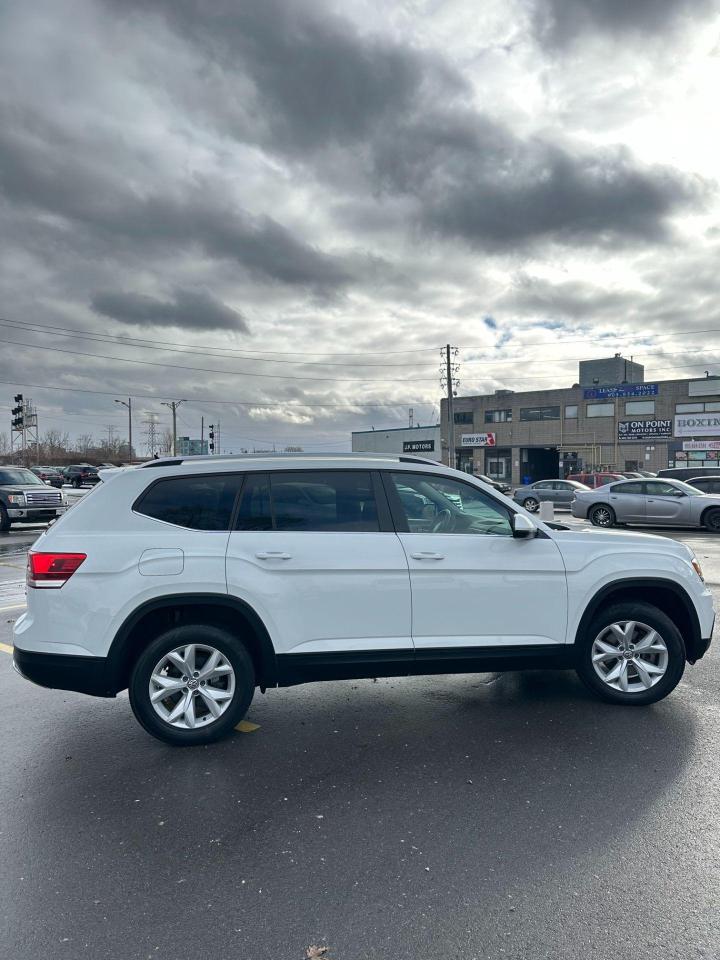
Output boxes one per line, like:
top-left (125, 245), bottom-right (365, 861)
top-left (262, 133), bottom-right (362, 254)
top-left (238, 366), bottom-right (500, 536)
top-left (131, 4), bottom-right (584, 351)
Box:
top-left (575, 602), bottom-right (686, 705)
top-left (129, 624), bottom-right (255, 745)
top-left (704, 507), bottom-right (720, 532)
top-left (524, 497), bottom-right (539, 512)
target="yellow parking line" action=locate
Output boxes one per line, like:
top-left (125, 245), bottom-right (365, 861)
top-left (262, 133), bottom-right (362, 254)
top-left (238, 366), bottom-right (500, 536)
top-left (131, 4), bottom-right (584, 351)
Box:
top-left (235, 720), bottom-right (260, 733)
top-left (0, 642), bottom-right (13, 655)
top-left (0, 603), bottom-right (26, 613)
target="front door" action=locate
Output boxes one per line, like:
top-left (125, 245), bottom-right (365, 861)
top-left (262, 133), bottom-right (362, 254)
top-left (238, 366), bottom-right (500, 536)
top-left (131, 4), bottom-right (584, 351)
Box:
top-left (225, 470), bottom-right (412, 657)
top-left (643, 480), bottom-right (688, 524)
top-left (384, 471), bottom-right (567, 650)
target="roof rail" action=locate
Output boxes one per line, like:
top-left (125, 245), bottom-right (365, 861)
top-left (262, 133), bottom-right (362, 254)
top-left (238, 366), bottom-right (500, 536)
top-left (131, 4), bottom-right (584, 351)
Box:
top-left (139, 452), bottom-right (440, 468)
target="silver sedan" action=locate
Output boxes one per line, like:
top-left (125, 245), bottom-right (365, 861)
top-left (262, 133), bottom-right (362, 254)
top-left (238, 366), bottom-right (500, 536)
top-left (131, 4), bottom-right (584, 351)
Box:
top-left (513, 479), bottom-right (590, 512)
top-left (571, 478), bottom-right (720, 531)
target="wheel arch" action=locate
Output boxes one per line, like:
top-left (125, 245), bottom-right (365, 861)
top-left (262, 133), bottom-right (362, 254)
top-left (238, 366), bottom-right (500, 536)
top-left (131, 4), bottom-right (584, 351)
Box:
top-left (106, 594), bottom-right (278, 694)
top-left (575, 578), bottom-right (702, 663)
top-left (700, 504), bottom-right (720, 529)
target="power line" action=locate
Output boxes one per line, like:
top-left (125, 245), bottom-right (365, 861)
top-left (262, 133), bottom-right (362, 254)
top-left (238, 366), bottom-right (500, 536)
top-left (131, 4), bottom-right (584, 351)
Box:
top-left (0, 336), bottom-right (440, 383)
top-left (0, 318), bottom-right (438, 360)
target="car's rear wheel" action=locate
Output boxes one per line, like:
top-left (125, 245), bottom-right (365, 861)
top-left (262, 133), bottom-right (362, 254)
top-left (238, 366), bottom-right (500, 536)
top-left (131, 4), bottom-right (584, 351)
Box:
top-left (703, 507), bottom-right (720, 532)
top-left (575, 602), bottom-right (685, 705)
top-left (129, 624), bottom-right (255, 745)
top-left (0, 505), bottom-right (10, 532)
top-left (589, 504), bottom-right (615, 527)
top-left (523, 497), bottom-right (539, 512)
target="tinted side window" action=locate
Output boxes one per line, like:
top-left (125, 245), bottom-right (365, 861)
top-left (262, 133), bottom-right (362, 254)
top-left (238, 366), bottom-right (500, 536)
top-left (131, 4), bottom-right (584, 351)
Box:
top-left (235, 473), bottom-right (272, 531)
top-left (613, 482), bottom-right (644, 494)
top-left (270, 471), bottom-right (380, 532)
top-left (136, 474), bottom-right (242, 530)
top-left (644, 481), bottom-right (682, 496)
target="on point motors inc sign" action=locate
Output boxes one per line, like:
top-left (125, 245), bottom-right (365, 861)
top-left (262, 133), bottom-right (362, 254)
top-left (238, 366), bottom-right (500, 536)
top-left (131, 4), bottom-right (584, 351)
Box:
top-left (674, 414), bottom-right (720, 438)
top-left (460, 433), bottom-right (496, 447)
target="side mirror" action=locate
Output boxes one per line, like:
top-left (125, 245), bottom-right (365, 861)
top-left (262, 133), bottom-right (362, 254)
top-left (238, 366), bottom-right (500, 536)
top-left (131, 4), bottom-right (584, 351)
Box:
top-left (512, 513), bottom-right (537, 539)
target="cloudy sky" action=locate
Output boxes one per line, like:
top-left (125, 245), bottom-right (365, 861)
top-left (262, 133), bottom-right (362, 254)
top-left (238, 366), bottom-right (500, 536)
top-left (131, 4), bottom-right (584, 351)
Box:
top-left (1, 0), bottom-right (719, 453)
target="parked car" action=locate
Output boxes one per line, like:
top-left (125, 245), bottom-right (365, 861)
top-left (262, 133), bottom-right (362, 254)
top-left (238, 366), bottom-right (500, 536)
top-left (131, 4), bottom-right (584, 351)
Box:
top-left (684, 475), bottom-right (720, 495)
top-left (475, 473), bottom-right (511, 495)
top-left (658, 467), bottom-right (716, 482)
top-left (0, 466), bottom-right (68, 531)
top-left (621, 472), bottom-right (644, 479)
top-left (637, 470), bottom-right (657, 478)
top-left (13, 454), bottom-right (713, 744)
top-left (30, 465), bottom-right (64, 488)
top-left (62, 464), bottom-right (100, 488)
top-left (571, 477), bottom-right (720, 531)
top-left (513, 479), bottom-right (590, 512)
top-left (566, 471), bottom-right (625, 488)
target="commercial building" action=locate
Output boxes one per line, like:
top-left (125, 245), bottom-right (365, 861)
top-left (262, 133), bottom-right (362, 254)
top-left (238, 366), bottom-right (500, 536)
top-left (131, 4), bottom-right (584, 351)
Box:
top-left (351, 424), bottom-right (441, 460)
top-left (440, 356), bottom-right (720, 485)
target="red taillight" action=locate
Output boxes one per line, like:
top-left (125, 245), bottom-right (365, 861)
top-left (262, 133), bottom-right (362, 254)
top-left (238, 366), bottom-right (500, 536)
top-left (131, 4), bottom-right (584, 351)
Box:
top-left (27, 552), bottom-right (86, 588)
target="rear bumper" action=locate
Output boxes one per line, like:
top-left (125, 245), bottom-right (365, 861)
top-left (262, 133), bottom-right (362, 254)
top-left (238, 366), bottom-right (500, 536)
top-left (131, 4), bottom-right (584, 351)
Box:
top-left (12, 646), bottom-right (114, 697)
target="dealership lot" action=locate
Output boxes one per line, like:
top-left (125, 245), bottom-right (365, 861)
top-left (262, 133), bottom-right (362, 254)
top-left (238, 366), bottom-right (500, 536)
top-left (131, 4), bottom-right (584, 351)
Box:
top-left (1, 516), bottom-right (719, 959)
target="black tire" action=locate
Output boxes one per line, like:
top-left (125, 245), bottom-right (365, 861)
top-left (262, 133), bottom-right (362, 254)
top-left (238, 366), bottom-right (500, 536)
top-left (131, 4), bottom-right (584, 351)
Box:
top-left (73, 477), bottom-right (82, 488)
top-left (523, 497), bottom-right (539, 512)
top-left (589, 504), bottom-right (616, 527)
top-left (0, 505), bottom-right (10, 532)
top-left (575, 601), bottom-right (685, 706)
top-left (703, 507), bottom-right (720, 532)
top-left (129, 624), bottom-right (255, 745)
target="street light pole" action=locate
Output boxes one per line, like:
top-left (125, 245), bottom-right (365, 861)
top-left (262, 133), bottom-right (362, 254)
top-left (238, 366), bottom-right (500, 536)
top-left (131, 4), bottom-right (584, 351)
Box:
top-left (114, 398), bottom-right (132, 461)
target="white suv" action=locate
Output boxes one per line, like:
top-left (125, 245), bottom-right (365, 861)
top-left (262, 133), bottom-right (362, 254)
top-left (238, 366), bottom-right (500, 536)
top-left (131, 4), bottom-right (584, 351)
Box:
top-left (12, 454), bottom-right (714, 745)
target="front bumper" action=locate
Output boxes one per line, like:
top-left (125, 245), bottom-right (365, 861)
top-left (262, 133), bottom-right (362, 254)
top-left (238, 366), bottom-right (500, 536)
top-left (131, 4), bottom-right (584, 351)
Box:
top-left (13, 646), bottom-right (113, 697)
top-left (6, 506), bottom-right (66, 521)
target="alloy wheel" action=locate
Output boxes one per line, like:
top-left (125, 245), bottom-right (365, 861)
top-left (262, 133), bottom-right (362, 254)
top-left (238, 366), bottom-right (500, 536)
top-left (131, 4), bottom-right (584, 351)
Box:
top-left (591, 620), bottom-right (669, 693)
top-left (149, 643), bottom-right (236, 730)
top-left (591, 506), bottom-right (613, 526)
top-left (524, 497), bottom-right (539, 512)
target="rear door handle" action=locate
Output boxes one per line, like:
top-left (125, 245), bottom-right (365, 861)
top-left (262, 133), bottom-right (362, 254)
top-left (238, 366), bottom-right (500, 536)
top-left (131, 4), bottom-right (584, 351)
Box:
top-left (255, 551), bottom-right (292, 560)
top-left (410, 552), bottom-right (445, 560)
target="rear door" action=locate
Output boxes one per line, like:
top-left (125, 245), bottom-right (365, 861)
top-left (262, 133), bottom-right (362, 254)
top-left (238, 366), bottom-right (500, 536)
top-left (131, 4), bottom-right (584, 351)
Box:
top-left (225, 470), bottom-right (412, 657)
top-left (385, 470), bottom-right (567, 650)
top-left (643, 480), bottom-right (688, 524)
top-left (607, 481), bottom-right (646, 522)
top-left (553, 481), bottom-right (576, 505)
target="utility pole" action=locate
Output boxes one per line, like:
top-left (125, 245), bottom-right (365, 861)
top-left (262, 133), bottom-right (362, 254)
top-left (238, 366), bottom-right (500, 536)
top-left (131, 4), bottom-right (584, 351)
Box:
top-left (114, 398), bottom-right (132, 461)
top-left (443, 345), bottom-right (458, 468)
top-left (200, 416), bottom-right (204, 450)
top-left (208, 424), bottom-right (215, 454)
top-left (161, 400), bottom-right (185, 457)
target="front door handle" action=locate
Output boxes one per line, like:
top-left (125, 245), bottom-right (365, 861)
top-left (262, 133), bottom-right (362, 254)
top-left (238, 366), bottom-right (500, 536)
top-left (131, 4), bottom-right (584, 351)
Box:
top-left (255, 551), bottom-right (292, 560)
top-left (410, 552), bottom-right (445, 560)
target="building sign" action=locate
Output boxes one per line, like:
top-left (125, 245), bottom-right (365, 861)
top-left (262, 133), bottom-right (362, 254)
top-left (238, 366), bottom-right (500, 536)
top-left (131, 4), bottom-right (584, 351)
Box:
top-left (617, 419), bottom-right (672, 441)
top-left (460, 432), bottom-right (496, 447)
top-left (402, 439), bottom-right (435, 453)
top-left (674, 414), bottom-right (720, 438)
top-left (683, 440), bottom-right (720, 451)
top-left (584, 383), bottom-right (658, 400)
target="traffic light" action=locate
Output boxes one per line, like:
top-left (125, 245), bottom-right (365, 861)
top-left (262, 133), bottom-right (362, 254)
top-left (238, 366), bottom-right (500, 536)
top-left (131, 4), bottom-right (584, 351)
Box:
top-left (208, 424), bottom-right (215, 453)
top-left (11, 394), bottom-right (24, 430)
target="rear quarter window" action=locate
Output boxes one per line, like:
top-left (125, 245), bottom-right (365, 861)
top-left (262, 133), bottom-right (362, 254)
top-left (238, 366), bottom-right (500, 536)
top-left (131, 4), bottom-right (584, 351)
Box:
top-left (135, 474), bottom-right (243, 530)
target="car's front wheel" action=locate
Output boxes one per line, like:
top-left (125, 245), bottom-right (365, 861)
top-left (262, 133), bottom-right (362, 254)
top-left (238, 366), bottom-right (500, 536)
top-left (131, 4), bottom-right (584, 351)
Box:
top-left (575, 602), bottom-right (685, 705)
top-left (703, 507), bottom-right (720, 532)
top-left (129, 625), bottom-right (255, 745)
top-left (523, 497), bottom-right (539, 512)
top-left (589, 504), bottom-right (615, 527)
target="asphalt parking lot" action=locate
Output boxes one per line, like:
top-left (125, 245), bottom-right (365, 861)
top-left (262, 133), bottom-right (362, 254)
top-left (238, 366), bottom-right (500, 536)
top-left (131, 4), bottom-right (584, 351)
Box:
top-left (1, 515), bottom-right (719, 960)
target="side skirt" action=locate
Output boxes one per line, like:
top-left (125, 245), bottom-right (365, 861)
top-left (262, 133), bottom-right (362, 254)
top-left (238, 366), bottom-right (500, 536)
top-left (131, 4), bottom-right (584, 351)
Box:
top-left (276, 645), bottom-right (573, 687)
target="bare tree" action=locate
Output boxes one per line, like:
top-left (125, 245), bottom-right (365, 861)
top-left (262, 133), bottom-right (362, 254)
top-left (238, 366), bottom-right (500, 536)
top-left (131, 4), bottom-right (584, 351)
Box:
top-left (75, 434), bottom-right (95, 456)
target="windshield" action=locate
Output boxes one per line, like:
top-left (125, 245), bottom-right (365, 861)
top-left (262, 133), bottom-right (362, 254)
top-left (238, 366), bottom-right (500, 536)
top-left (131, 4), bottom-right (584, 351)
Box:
top-left (0, 468), bottom-right (44, 486)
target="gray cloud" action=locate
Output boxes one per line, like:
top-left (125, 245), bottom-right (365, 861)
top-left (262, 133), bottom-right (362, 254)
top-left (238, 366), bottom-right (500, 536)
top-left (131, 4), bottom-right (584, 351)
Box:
top-left (91, 288), bottom-right (250, 332)
top-left (532, 0), bottom-right (720, 47)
